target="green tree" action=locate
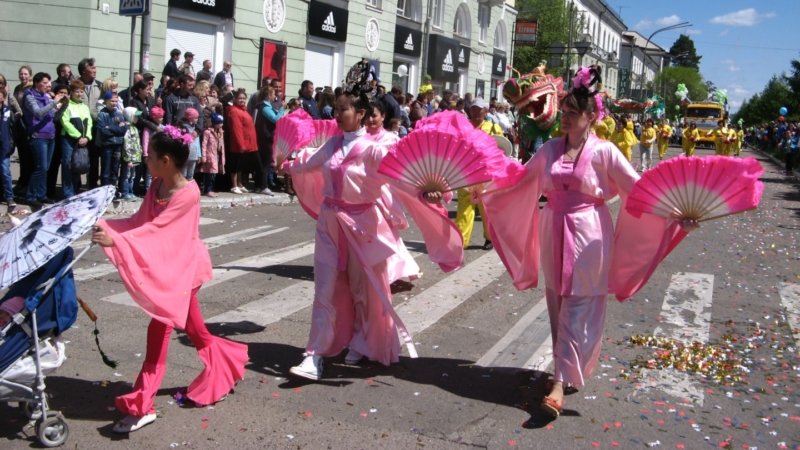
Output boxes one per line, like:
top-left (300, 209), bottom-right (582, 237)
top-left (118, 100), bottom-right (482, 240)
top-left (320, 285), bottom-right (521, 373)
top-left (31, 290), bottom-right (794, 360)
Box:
top-left (512, 0), bottom-right (580, 75)
top-left (668, 34), bottom-right (702, 70)
top-left (733, 75), bottom-right (793, 125)
top-left (653, 66), bottom-right (708, 118)
top-left (784, 55), bottom-right (800, 107)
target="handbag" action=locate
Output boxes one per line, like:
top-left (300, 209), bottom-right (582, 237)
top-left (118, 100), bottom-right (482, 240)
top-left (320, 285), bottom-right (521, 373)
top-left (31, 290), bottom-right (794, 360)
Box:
top-left (71, 144), bottom-right (90, 174)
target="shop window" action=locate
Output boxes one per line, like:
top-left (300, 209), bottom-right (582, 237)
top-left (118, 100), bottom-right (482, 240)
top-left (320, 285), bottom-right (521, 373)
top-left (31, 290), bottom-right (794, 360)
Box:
top-left (396, 0), bottom-right (422, 21)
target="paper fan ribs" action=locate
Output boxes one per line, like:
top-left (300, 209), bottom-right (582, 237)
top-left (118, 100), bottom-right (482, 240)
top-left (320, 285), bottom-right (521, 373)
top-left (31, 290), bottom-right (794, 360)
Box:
top-left (626, 156), bottom-right (764, 222)
top-left (273, 110), bottom-right (314, 167)
top-left (379, 129), bottom-right (493, 193)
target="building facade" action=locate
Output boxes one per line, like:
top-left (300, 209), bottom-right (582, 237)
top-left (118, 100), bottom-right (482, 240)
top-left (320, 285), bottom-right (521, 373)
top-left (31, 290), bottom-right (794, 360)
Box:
top-left (570, 0), bottom-right (625, 100)
top-left (0, 0), bottom-right (517, 101)
top-left (619, 30), bottom-right (669, 100)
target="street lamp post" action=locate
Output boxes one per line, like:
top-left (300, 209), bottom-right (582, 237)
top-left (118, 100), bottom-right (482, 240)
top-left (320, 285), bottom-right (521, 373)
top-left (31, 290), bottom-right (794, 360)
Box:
top-left (638, 22), bottom-right (691, 100)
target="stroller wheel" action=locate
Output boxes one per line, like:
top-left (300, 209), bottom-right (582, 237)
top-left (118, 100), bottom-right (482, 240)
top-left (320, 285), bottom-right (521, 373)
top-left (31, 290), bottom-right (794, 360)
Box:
top-left (37, 412), bottom-right (69, 448)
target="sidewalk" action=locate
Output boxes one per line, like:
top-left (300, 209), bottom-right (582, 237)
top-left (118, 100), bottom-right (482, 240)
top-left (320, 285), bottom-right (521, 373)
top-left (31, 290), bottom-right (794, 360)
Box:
top-left (104, 189), bottom-right (294, 215)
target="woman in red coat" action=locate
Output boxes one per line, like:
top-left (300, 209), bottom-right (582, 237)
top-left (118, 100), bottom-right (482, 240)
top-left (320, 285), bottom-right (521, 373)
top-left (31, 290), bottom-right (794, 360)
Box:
top-left (225, 89), bottom-right (262, 194)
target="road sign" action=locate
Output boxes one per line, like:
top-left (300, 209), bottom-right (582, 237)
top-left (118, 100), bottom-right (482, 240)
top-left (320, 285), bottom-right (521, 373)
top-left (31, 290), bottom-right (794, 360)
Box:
top-left (119, 0), bottom-right (147, 16)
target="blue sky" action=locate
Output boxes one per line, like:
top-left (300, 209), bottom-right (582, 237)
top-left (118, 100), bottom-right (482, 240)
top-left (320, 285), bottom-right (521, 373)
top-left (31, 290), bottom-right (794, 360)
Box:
top-left (604, 1), bottom-right (800, 112)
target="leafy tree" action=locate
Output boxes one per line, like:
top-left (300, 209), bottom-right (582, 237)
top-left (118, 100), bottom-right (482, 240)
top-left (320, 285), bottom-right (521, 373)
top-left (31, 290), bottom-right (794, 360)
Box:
top-left (668, 34), bottom-right (702, 70)
top-left (733, 75), bottom-right (794, 125)
top-left (512, 0), bottom-right (582, 75)
top-left (653, 66), bottom-right (708, 118)
top-left (784, 56), bottom-right (800, 104)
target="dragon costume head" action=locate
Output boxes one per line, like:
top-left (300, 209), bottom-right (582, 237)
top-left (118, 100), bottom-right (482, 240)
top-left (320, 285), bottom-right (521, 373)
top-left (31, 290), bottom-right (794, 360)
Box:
top-left (503, 62), bottom-right (564, 131)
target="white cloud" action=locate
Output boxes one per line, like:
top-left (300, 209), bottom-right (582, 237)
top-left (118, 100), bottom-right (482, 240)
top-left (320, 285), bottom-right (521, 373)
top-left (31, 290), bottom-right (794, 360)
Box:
top-left (633, 19), bottom-right (652, 30)
top-left (720, 29), bottom-right (729, 37)
top-left (721, 59), bottom-right (741, 72)
top-left (656, 15), bottom-right (682, 28)
top-left (685, 29), bottom-right (702, 35)
top-left (729, 85), bottom-right (750, 97)
top-left (709, 8), bottom-right (775, 27)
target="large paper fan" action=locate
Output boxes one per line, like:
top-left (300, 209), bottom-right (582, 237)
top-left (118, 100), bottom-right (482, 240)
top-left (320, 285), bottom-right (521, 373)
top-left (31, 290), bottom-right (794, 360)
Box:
top-left (626, 156), bottom-right (764, 222)
top-left (310, 119), bottom-right (342, 148)
top-left (273, 111), bottom-right (313, 167)
top-left (379, 129), bottom-right (493, 193)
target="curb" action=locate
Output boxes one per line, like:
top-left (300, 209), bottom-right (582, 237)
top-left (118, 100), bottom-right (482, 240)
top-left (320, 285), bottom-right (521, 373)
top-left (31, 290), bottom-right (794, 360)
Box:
top-left (749, 146), bottom-right (798, 177)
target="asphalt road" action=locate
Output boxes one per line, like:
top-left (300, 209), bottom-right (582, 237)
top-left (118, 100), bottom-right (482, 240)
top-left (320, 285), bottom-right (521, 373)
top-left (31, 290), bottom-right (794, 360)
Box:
top-left (1, 145), bottom-right (799, 449)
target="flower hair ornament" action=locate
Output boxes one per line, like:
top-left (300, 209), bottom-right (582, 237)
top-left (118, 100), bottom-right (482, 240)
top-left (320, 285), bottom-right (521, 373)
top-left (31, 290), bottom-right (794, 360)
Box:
top-left (162, 124), bottom-right (194, 146)
top-left (571, 66), bottom-right (606, 121)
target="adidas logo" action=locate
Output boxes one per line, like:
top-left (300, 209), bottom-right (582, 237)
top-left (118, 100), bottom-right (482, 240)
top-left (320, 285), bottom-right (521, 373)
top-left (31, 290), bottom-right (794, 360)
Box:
top-left (458, 49), bottom-right (466, 64)
top-left (404, 34), bottom-right (414, 51)
top-left (442, 49), bottom-right (454, 72)
top-left (321, 12), bottom-right (336, 33)
top-left (496, 60), bottom-right (503, 72)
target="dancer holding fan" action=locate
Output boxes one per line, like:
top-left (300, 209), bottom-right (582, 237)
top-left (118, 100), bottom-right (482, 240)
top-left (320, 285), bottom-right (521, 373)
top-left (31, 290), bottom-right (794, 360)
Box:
top-left (480, 66), bottom-right (706, 420)
top-left (284, 92), bottom-right (463, 381)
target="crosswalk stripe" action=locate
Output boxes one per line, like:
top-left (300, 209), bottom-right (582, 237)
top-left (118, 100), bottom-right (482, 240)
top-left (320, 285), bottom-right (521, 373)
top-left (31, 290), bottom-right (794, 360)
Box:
top-left (637, 272), bottom-right (714, 405)
top-left (779, 282), bottom-right (800, 346)
top-left (208, 248), bottom-right (427, 329)
top-left (475, 296), bottom-right (550, 369)
top-left (73, 225), bottom-right (287, 282)
top-left (100, 241), bottom-right (315, 307)
top-left (396, 251), bottom-right (508, 336)
top-left (199, 217), bottom-right (224, 225)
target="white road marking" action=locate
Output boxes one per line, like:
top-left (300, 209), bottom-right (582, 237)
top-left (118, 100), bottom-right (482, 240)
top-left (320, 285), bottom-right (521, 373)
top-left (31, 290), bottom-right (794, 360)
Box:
top-left (396, 251), bottom-right (508, 335)
top-left (199, 217), bottom-right (225, 225)
top-left (637, 272), bottom-right (714, 405)
top-left (779, 282), bottom-right (800, 346)
top-left (475, 296), bottom-right (550, 370)
top-left (72, 216), bottom-right (226, 250)
top-left (100, 241), bottom-right (315, 307)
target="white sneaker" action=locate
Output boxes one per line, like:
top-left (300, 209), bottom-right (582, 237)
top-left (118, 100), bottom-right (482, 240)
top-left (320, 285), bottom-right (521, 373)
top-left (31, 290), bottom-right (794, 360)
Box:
top-left (259, 188), bottom-right (274, 196)
top-left (345, 348), bottom-right (363, 365)
top-left (240, 186), bottom-right (250, 193)
top-left (112, 413), bottom-right (157, 433)
top-left (289, 355), bottom-right (322, 381)
top-left (231, 187), bottom-right (243, 194)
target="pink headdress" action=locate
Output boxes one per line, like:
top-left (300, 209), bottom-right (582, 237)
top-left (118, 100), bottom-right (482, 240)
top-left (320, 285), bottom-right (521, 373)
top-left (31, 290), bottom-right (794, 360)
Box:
top-left (162, 124), bottom-right (194, 146)
top-left (571, 66), bottom-right (606, 121)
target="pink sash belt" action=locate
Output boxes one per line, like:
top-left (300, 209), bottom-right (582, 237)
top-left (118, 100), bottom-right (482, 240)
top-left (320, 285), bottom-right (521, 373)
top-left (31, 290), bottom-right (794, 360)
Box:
top-left (545, 191), bottom-right (605, 295)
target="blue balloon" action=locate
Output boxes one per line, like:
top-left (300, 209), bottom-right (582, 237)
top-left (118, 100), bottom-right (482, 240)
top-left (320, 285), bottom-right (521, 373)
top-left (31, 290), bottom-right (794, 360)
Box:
top-left (779, 106), bottom-right (788, 116)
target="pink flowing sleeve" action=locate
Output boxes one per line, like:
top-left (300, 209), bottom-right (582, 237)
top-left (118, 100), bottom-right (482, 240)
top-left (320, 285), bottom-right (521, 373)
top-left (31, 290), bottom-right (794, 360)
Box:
top-left (98, 183), bottom-right (213, 328)
top-left (481, 153), bottom-right (545, 290)
top-left (605, 147), bottom-right (688, 301)
top-left (286, 142), bottom-right (333, 220)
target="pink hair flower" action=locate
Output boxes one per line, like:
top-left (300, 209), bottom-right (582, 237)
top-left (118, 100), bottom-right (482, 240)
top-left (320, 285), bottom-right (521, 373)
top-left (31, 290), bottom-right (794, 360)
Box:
top-left (572, 67), bottom-right (593, 90)
top-left (163, 124), bottom-right (194, 146)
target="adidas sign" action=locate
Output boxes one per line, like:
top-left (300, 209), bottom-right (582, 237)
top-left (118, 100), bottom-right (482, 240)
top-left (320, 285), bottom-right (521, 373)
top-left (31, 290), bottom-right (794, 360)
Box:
top-left (404, 34), bottom-right (414, 51)
top-left (496, 60), bottom-right (503, 72)
top-left (458, 49), bottom-right (466, 64)
top-left (321, 12), bottom-right (336, 33)
top-left (442, 50), bottom-right (454, 73)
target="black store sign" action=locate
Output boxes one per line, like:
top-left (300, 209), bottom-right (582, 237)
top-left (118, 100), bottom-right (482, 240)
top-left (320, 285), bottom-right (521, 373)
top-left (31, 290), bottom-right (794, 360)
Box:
top-left (168, 0), bottom-right (234, 18)
top-left (308, 0), bottom-right (349, 42)
top-left (427, 34), bottom-right (459, 82)
top-left (492, 53), bottom-right (507, 77)
top-left (394, 25), bottom-right (422, 58)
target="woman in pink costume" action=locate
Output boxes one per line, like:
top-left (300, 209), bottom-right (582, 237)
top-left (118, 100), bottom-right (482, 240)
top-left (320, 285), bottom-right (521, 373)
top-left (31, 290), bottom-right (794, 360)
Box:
top-left (286, 93), bottom-right (462, 380)
top-left (92, 127), bottom-right (249, 433)
top-left (481, 67), bottom-right (695, 419)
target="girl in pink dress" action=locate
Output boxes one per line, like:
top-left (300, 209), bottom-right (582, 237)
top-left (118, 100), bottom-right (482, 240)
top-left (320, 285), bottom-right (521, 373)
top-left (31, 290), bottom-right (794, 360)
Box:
top-left (92, 126), bottom-right (249, 433)
top-left (285, 93), bottom-right (462, 380)
top-left (481, 67), bottom-right (697, 419)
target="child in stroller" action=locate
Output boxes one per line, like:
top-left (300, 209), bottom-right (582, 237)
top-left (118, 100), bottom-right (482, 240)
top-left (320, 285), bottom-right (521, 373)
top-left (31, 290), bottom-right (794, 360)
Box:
top-left (0, 247), bottom-right (78, 447)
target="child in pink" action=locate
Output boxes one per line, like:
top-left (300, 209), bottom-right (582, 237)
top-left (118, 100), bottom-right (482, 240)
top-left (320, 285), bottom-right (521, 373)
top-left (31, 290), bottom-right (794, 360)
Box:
top-left (92, 126), bottom-right (248, 434)
top-left (200, 112), bottom-right (225, 197)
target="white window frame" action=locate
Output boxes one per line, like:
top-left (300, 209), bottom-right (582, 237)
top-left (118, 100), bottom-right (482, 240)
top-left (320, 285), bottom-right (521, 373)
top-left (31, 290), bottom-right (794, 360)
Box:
top-left (453, 4), bottom-right (471, 39)
top-left (432, 0), bottom-right (444, 30)
top-left (365, 0), bottom-right (381, 11)
top-left (493, 20), bottom-right (507, 51)
top-left (478, 4), bottom-right (489, 43)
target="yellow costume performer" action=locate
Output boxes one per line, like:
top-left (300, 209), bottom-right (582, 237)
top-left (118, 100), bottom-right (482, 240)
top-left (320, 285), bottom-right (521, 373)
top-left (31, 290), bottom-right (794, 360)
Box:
top-left (611, 120), bottom-right (637, 161)
top-left (593, 115), bottom-right (615, 140)
top-left (682, 124), bottom-right (699, 156)
top-left (457, 99), bottom-right (502, 249)
top-left (656, 120), bottom-right (672, 159)
top-left (734, 126), bottom-right (744, 156)
top-left (706, 121), bottom-right (733, 156)
top-left (639, 121), bottom-right (656, 171)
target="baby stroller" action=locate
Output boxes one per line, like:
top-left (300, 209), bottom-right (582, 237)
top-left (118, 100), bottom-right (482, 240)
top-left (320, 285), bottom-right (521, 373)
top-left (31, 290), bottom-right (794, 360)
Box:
top-left (0, 247), bottom-right (78, 447)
